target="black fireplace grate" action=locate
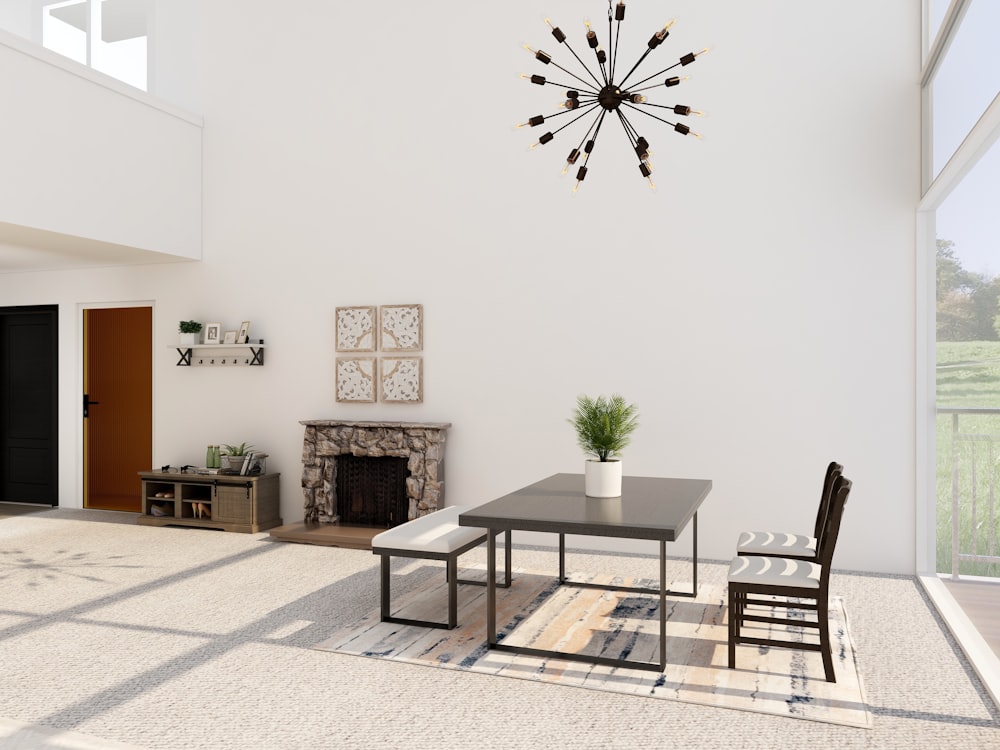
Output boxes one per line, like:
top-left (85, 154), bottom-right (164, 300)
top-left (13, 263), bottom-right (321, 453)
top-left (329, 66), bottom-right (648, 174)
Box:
top-left (335, 455), bottom-right (410, 528)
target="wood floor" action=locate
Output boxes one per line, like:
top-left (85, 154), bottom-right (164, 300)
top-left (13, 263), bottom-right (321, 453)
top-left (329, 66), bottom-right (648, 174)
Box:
top-left (942, 577), bottom-right (1000, 659)
top-left (268, 522), bottom-right (381, 550)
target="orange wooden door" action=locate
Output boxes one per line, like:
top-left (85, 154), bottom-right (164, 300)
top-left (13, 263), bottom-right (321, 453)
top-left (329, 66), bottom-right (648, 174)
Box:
top-left (84, 307), bottom-right (152, 511)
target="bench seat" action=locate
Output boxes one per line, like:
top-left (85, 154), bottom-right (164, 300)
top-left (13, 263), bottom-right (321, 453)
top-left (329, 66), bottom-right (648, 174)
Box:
top-left (372, 505), bottom-right (511, 630)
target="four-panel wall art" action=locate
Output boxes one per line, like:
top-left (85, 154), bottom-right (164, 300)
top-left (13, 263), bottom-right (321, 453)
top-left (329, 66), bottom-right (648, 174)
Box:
top-left (335, 304), bottom-right (423, 403)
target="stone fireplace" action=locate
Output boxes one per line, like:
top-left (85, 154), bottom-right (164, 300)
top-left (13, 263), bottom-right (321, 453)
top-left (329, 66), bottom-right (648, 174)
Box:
top-left (300, 420), bottom-right (450, 526)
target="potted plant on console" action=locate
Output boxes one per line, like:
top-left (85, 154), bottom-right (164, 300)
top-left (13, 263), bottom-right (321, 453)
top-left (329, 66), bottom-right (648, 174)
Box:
top-left (178, 320), bottom-right (203, 347)
top-left (220, 442), bottom-right (254, 474)
top-left (569, 393), bottom-right (639, 497)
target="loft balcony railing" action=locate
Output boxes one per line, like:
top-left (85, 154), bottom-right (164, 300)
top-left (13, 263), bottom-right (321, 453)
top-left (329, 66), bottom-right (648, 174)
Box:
top-left (939, 407), bottom-right (1000, 578)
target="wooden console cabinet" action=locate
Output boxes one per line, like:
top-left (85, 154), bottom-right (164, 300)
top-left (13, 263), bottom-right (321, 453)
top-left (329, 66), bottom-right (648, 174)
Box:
top-left (137, 471), bottom-right (281, 533)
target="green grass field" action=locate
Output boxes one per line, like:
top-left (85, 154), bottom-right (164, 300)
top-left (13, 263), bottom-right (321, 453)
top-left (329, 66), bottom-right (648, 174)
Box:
top-left (936, 341), bottom-right (1000, 576)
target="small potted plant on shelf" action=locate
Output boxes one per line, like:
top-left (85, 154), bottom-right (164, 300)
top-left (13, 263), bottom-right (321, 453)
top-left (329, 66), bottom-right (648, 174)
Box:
top-left (220, 442), bottom-right (254, 473)
top-left (178, 321), bottom-right (203, 347)
top-left (569, 393), bottom-right (639, 497)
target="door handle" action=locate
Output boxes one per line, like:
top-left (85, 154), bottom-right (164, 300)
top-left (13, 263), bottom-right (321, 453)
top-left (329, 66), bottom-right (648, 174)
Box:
top-left (83, 393), bottom-right (100, 418)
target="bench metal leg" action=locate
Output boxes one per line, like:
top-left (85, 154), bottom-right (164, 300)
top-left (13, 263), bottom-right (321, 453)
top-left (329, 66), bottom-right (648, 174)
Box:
top-left (378, 530), bottom-right (513, 632)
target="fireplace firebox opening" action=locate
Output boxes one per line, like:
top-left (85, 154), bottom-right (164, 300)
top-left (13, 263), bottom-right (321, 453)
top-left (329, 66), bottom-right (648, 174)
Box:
top-left (335, 455), bottom-right (409, 528)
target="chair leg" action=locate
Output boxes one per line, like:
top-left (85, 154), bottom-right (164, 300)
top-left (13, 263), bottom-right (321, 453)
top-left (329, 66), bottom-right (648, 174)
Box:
top-left (728, 584), bottom-right (738, 669)
top-left (818, 594), bottom-right (836, 682)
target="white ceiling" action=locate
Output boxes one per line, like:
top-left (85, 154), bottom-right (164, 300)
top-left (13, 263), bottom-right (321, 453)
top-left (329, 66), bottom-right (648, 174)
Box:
top-left (49, 0), bottom-right (149, 43)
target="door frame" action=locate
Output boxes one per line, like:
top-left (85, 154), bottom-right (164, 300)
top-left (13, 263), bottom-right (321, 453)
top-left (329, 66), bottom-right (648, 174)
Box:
top-left (77, 300), bottom-right (155, 509)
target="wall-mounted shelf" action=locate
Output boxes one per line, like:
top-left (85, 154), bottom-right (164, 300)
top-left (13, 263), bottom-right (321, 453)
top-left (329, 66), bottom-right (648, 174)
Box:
top-left (173, 344), bottom-right (265, 366)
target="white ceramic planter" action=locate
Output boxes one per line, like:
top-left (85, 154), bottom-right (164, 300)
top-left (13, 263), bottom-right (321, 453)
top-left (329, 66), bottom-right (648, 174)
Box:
top-left (584, 459), bottom-right (622, 497)
top-left (179, 332), bottom-right (199, 347)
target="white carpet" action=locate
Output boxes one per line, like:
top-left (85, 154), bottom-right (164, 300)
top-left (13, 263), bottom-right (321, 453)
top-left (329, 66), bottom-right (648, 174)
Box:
top-left (0, 509), bottom-right (997, 750)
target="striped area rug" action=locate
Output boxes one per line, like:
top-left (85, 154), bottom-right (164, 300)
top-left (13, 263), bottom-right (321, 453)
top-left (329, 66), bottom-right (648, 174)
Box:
top-left (314, 564), bottom-right (871, 729)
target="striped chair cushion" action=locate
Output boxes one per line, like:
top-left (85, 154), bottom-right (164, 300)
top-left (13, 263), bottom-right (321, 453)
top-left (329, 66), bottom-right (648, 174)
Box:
top-left (728, 555), bottom-right (821, 588)
top-left (736, 530), bottom-right (816, 558)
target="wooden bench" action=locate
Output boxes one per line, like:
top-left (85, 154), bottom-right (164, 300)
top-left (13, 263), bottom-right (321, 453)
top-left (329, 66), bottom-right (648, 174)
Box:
top-left (371, 505), bottom-right (511, 630)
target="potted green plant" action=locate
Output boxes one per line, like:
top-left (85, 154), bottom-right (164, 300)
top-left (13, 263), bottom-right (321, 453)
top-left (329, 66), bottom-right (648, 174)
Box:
top-left (178, 320), bottom-right (203, 347)
top-left (220, 442), bottom-right (254, 473)
top-left (569, 394), bottom-right (639, 497)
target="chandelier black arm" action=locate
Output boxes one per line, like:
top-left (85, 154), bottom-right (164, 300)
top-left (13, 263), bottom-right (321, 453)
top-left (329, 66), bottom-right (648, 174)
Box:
top-left (545, 59), bottom-right (602, 94)
top-left (611, 20), bottom-right (622, 83)
top-left (615, 109), bottom-right (639, 150)
top-left (540, 78), bottom-right (601, 95)
top-left (621, 102), bottom-right (682, 129)
top-left (618, 109), bottom-right (640, 140)
top-left (617, 47), bottom-right (654, 90)
top-left (549, 102), bottom-right (603, 137)
top-left (629, 60), bottom-right (684, 89)
top-left (581, 110), bottom-right (610, 168)
top-left (634, 101), bottom-right (697, 114)
top-left (559, 37), bottom-right (604, 89)
top-left (572, 108), bottom-right (605, 154)
top-left (535, 104), bottom-right (603, 124)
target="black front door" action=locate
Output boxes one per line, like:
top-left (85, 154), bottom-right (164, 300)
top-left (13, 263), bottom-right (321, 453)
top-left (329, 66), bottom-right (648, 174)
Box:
top-left (0, 305), bottom-right (58, 505)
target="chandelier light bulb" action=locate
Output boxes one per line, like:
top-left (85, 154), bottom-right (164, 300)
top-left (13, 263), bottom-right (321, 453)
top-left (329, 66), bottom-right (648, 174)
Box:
top-left (545, 17), bottom-right (567, 43)
top-left (523, 44), bottom-right (552, 64)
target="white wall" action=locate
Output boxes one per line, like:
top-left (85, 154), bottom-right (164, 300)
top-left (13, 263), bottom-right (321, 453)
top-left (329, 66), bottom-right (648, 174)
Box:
top-left (0, 0), bottom-right (920, 574)
top-left (0, 1), bottom-right (31, 39)
top-left (0, 30), bottom-right (202, 259)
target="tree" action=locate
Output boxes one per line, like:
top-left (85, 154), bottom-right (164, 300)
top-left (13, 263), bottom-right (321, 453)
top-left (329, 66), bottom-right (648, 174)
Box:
top-left (936, 239), bottom-right (1000, 341)
top-left (937, 239), bottom-right (975, 302)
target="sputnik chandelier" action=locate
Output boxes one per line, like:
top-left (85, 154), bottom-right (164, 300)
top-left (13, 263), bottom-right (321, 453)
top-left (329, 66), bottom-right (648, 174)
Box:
top-left (517, 1), bottom-right (709, 192)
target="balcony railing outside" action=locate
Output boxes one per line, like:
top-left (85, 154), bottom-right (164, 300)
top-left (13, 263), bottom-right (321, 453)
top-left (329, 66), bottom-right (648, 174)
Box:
top-left (938, 407), bottom-right (1000, 578)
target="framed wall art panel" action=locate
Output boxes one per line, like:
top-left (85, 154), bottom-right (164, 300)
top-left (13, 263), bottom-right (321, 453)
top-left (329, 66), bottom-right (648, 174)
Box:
top-left (336, 306), bottom-right (377, 352)
top-left (380, 357), bottom-right (423, 403)
top-left (380, 304), bottom-right (422, 351)
top-left (336, 357), bottom-right (377, 402)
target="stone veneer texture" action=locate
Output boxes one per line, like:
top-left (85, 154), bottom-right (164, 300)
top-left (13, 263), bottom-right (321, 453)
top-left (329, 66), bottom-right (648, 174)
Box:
top-left (300, 420), bottom-right (449, 524)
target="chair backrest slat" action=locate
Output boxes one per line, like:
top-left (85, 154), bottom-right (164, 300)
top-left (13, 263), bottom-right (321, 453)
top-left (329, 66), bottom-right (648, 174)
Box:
top-left (816, 475), bottom-right (852, 570)
top-left (813, 461), bottom-right (844, 541)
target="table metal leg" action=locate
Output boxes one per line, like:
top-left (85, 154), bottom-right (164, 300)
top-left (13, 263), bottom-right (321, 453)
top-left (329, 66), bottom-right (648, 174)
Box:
top-left (505, 530), bottom-right (512, 587)
top-left (487, 527), bottom-right (497, 646)
top-left (558, 533), bottom-right (566, 583)
top-left (660, 539), bottom-right (667, 670)
top-left (692, 511), bottom-right (698, 595)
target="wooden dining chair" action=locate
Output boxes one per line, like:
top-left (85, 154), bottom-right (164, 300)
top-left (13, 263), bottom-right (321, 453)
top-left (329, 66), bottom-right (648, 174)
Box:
top-left (727, 474), bottom-right (852, 682)
top-left (735, 461), bottom-right (843, 561)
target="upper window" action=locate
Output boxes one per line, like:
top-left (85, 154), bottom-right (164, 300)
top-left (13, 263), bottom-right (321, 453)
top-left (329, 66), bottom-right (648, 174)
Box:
top-left (41, 0), bottom-right (148, 91)
top-left (930, 0), bottom-right (1000, 176)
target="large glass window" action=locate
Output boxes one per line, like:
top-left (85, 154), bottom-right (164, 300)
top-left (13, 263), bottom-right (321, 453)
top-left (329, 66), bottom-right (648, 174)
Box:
top-left (935, 136), bottom-right (1000, 576)
top-left (930, 1), bottom-right (1000, 176)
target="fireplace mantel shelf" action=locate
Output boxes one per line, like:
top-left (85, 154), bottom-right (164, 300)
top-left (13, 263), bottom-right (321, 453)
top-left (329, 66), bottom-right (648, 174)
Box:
top-left (299, 420), bottom-right (451, 430)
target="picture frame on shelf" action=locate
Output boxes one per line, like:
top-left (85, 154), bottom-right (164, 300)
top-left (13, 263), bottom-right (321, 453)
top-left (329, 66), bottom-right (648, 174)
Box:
top-left (204, 323), bottom-right (221, 345)
top-left (380, 356), bottom-right (423, 403)
top-left (336, 306), bottom-right (377, 352)
top-left (237, 320), bottom-right (251, 344)
top-left (380, 304), bottom-right (423, 351)
top-left (336, 357), bottom-right (377, 402)
top-left (223, 330), bottom-right (237, 344)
